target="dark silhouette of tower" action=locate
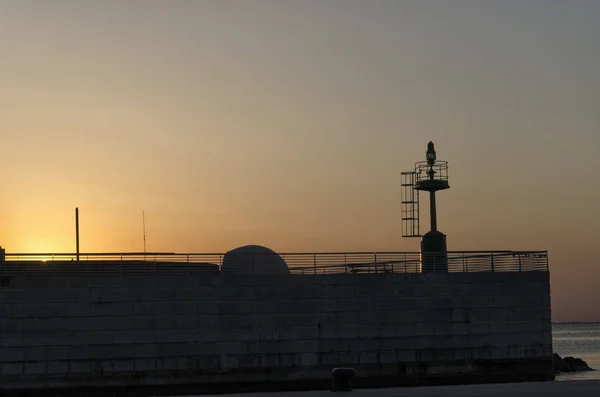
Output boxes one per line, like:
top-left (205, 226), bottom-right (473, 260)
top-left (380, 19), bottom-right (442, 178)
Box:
top-left (401, 142), bottom-right (450, 273)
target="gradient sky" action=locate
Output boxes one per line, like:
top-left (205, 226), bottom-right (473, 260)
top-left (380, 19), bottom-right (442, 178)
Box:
top-left (1, 0), bottom-right (599, 321)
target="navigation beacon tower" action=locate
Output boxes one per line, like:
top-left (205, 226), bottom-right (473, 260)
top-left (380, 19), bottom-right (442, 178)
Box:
top-left (401, 142), bottom-right (450, 273)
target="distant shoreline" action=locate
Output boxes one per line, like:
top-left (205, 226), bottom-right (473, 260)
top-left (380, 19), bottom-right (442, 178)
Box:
top-left (553, 322), bottom-right (600, 325)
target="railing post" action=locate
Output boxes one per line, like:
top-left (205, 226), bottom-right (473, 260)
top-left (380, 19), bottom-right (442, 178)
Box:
top-left (490, 253), bottom-right (494, 272)
top-left (313, 254), bottom-right (317, 275)
top-left (518, 254), bottom-right (522, 272)
top-left (374, 253), bottom-right (377, 273)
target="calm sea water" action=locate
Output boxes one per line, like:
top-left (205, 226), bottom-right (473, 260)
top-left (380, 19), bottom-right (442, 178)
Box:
top-left (553, 322), bottom-right (600, 381)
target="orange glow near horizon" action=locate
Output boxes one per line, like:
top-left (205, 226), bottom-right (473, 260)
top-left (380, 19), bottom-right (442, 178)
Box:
top-left (1, 1), bottom-right (599, 322)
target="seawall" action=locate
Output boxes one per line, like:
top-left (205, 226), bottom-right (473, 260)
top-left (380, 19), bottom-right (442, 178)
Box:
top-left (0, 271), bottom-right (553, 394)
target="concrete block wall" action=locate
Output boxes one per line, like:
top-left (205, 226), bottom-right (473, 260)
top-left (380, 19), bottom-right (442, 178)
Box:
top-left (0, 271), bottom-right (552, 391)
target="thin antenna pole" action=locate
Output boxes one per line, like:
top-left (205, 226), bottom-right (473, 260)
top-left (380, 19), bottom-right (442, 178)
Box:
top-left (75, 207), bottom-right (80, 261)
top-left (143, 210), bottom-right (147, 260)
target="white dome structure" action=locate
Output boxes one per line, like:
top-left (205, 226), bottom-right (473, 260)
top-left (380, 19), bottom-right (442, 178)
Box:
top-left (220, 245), bottom-right (289, 276)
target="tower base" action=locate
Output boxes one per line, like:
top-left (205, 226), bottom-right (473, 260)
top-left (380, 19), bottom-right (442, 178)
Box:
top-left (421, 231), bottom-right (448, 273)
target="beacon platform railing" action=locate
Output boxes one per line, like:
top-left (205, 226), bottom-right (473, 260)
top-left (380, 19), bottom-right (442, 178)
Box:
top-left (0, 250), bottom-right (548, 276)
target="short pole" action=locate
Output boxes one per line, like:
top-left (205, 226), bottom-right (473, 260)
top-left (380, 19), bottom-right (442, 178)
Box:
top-left (75, 208), bottom-right (80, 261)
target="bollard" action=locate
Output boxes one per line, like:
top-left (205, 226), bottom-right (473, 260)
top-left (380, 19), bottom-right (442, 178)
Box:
top-left (331, 367), bottom-right (356, 392)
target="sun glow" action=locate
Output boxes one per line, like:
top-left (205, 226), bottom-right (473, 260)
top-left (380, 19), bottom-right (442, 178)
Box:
top-left (14, 235), bottom-right (69, 255)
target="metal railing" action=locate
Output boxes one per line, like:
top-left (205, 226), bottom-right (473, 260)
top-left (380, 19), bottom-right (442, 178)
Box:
top-left (414, 160), bottom-right (449, 185)
top-left (0, 250), bottom-right (548, 276)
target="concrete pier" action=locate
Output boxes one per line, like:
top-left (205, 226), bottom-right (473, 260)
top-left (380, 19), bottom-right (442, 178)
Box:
top-left (197, 381), bottom-right (600, 397)
top-left (0, 270), bottom-right (552, 394)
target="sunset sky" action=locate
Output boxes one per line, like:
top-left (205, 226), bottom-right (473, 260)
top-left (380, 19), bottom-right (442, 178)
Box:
top-left (1, 1), bottom-right (599, 321)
